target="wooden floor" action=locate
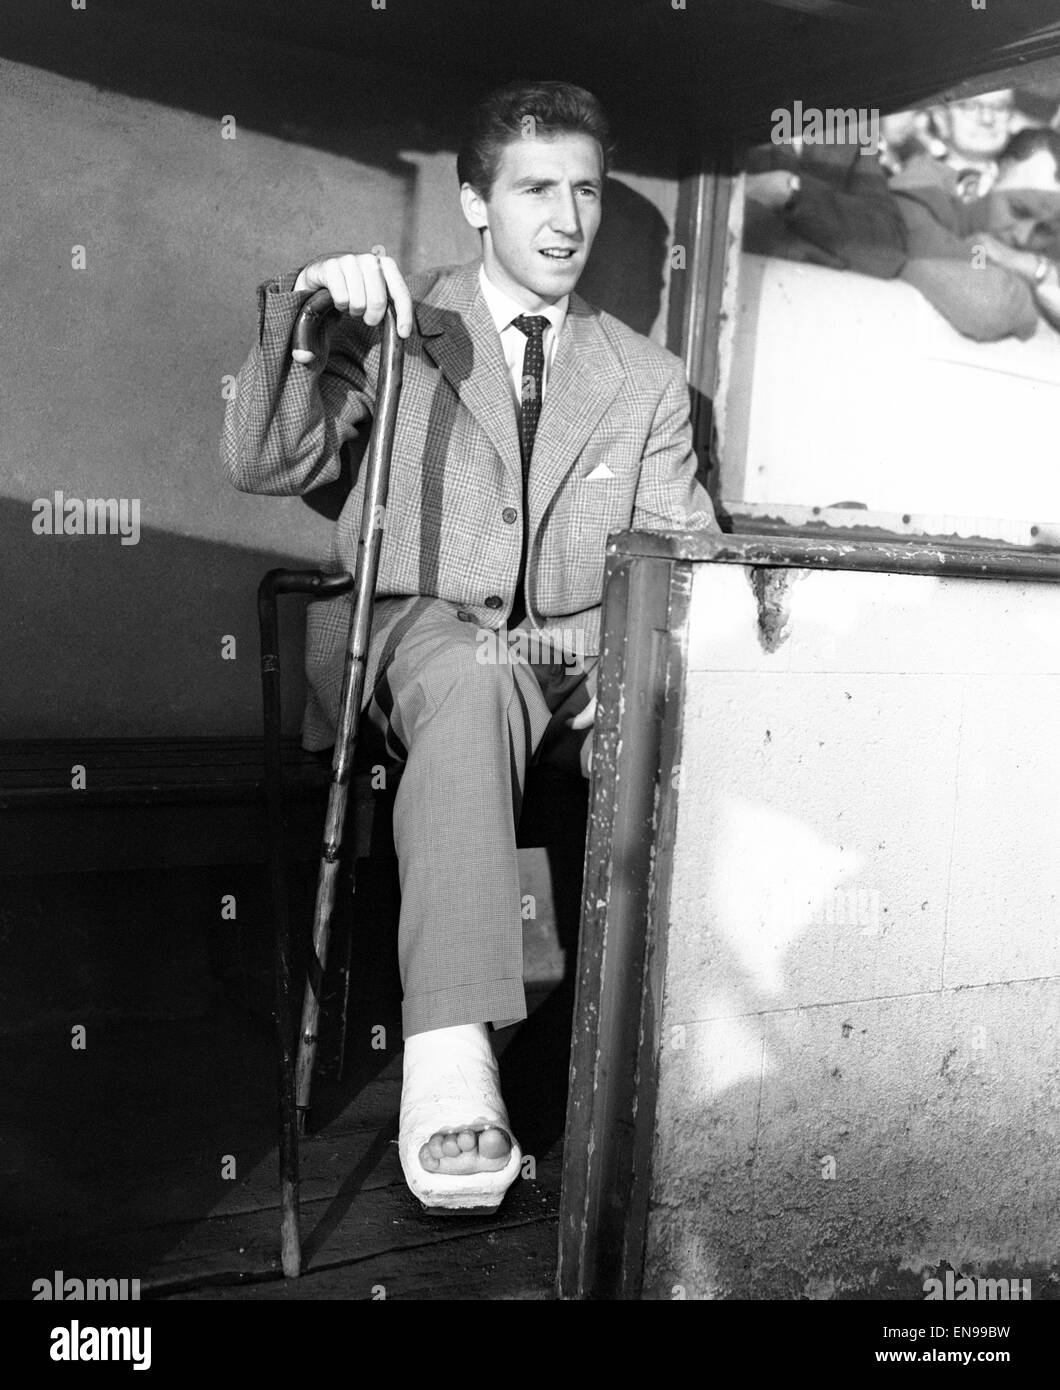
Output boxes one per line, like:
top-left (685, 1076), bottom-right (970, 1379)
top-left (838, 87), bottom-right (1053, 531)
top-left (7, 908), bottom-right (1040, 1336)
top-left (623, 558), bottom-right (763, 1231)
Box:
top-left (1, 989), bottom-right (570, 1301)
top-left (0, 861), bottom-right (577, 1302)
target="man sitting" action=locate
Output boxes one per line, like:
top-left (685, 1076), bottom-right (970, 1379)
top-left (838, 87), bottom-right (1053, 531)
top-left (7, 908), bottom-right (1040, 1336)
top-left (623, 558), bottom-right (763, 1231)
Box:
top-left (221, 81), bottom-right (716, 1213)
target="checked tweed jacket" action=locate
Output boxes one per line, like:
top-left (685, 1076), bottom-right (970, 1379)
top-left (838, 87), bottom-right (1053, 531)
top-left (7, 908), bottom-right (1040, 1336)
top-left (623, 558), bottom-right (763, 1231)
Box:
top-left (222, 259), bottom-right (717, 749)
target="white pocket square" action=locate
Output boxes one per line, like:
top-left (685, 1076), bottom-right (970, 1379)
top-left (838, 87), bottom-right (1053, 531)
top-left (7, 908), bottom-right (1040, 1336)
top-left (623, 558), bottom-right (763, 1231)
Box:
top-left (584, 461), bottom-right (615, 480)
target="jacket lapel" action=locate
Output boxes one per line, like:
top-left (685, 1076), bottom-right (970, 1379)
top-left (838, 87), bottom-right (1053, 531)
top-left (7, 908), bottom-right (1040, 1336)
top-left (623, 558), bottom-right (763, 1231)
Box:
top-left (416, 263), bottom-right (523, 490)
top-left (527, 293), bottom-right (624, 518)
top-left (414, 264), bottom-right (625, 514)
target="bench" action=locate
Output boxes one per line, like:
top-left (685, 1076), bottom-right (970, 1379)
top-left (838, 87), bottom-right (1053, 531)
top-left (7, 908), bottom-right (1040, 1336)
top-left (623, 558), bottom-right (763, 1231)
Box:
top-left (0, 737), bottom-right (337, 876)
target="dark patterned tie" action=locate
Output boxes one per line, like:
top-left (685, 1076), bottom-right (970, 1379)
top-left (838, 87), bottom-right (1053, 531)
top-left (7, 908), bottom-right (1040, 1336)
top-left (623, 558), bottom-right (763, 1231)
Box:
top-left (513, 314), bottom-right (548, 473)
top-left (508, 315), bottom-right (548, 627)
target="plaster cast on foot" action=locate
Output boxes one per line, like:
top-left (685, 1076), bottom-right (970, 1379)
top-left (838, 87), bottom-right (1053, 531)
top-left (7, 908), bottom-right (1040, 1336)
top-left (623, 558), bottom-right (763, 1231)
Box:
top-left (399, 1022), bottom-right (522, 1212)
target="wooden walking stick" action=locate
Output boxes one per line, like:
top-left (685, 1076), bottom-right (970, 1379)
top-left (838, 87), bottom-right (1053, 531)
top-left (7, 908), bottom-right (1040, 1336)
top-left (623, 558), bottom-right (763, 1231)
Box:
top-left (292, 291), bottom-right (405, 1135)
top-left (259, 566), bottom-right (354, 1279)
top-left (258, 290), bottom-right (404, 1278)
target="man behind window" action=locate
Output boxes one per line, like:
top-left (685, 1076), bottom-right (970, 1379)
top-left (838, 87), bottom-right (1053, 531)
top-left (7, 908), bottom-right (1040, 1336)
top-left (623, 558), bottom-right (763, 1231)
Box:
top-left (746, 126), bottom-right (1060, 341)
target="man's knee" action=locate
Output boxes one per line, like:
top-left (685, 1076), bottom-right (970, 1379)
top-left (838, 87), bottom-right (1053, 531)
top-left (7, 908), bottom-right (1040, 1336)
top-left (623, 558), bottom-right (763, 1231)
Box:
top-left (415, 630), bottom-right (518, 709)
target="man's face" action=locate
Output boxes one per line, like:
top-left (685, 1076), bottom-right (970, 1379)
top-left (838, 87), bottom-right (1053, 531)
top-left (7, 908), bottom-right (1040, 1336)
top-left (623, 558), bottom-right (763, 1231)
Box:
top-left (988, 149), bottom-right (1060, 252)
top-left (461, 131), bottom-right (603, 309)
top-left (936, 90), bottom-right (1014, 161)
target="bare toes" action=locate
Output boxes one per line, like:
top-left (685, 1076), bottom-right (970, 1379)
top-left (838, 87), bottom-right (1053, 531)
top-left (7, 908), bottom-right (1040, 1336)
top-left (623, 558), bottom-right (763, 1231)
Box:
top-left (477, 1127), bottom-right (511, 1161)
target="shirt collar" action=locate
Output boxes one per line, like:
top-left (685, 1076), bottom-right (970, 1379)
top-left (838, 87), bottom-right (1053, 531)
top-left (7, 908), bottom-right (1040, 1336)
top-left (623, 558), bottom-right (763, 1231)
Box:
top-left (478, 263), bottom-right (568, 340)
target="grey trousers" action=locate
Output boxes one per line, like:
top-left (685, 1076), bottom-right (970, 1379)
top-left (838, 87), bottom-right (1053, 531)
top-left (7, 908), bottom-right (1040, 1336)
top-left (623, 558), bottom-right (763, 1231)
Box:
top-left (365, 605), bottom-right (595, 1038)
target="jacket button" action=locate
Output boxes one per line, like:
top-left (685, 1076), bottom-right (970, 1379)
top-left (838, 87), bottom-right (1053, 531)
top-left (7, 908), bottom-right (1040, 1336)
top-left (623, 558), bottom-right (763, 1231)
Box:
top-left (456, 609), bottom-right (473, 622)
top-left (484, 595), bottom-right (503, 609)
top-left (501, 507), bottom-right (518, 524)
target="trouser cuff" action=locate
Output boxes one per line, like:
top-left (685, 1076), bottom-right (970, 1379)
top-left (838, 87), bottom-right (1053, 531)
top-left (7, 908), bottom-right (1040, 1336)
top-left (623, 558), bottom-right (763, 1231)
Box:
top-left (402, 977), bottom-right (527, 1039)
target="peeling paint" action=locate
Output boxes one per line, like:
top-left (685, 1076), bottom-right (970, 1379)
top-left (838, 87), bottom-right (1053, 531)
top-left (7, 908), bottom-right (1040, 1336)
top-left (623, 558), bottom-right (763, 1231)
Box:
top-left (748, 566), bottom-right (802, 653)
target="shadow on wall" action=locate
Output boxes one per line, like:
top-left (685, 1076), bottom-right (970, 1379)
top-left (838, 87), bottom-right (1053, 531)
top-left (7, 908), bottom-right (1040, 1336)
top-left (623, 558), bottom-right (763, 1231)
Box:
top-left (580, 177), bottom-right (670, 338)
top-left (0, 499), bottom-right (315, 741)
top-left (640, 645), bottom-right (1060, 1298)
top-left (646, 916), bottom-right (1060, 1299)
top-left (0, 24), bottom-right (679, 740)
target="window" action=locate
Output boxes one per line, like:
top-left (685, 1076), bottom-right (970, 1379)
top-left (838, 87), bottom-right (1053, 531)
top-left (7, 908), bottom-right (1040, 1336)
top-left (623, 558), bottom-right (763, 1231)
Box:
top-left (711, 63), bottom-right (1060, 550)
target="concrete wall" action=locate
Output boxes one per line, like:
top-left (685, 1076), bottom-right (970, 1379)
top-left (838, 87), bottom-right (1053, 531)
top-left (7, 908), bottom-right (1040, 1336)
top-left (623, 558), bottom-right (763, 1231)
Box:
top-left (718, 254), bottom-right (1060, 539)
top-left (1, 40), bottom-right (679, 739)
top-left (644, 560), bottom-right (1060, 1298)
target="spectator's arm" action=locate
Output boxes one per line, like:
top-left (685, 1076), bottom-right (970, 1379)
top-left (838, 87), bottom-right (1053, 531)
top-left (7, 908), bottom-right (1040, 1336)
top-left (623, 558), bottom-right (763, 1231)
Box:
top-left (901, 258), bottom-right (1037, 340)
top-left (783, 170), bottom-right (907, 279)
top-left (896, 200), bottom-right (1038, 341)
top-left (979, 239), bottom-right (1060, 334)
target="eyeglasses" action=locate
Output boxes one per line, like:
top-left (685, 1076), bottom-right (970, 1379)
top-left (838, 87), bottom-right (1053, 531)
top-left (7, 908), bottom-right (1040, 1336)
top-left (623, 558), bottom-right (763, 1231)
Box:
top-left (950, 97), bottom-right (1014, 123)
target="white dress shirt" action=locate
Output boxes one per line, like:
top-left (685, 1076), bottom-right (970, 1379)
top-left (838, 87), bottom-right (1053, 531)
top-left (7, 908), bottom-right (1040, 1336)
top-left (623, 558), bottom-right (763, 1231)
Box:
top-left (478, 264), bottom-right (568, 418)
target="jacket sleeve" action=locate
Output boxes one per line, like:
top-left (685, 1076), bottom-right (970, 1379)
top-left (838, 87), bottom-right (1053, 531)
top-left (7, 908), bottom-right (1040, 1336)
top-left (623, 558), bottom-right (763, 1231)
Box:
top-left (221, 270), bottom-right (378, 495)
top-left (784, 170), bottom-right (907, 279)
top-left (632, 358), bottom-right (718, 533)
top-left (895, 198), bottom-right (1038, 342)
top-left (752, 147), bottom-right (907, 279)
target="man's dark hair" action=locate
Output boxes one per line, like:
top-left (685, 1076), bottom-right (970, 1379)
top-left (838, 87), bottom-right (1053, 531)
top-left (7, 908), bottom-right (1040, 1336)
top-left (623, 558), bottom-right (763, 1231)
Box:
top-left (457, 80), bottom-right (614, 197)
top-left (1000, 126), bottom-right (1060, 178)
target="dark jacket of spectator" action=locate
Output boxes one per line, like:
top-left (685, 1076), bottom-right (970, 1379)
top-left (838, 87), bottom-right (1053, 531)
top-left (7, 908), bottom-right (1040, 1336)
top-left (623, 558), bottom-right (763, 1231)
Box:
top-left (744, 143), bottom-right (907, 280)
top-left (745, 146), bottom-right (1039, 341)
top-left (890, 155), bottom-right (1038, 340)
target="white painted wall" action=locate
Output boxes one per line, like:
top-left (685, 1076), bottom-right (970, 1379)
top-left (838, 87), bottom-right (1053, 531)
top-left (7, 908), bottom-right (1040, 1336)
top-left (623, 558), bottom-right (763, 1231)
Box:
top-left (645, 560), bottom-right (1060, 1298)
top-left (720, 255), bottom-right (1060, 530)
